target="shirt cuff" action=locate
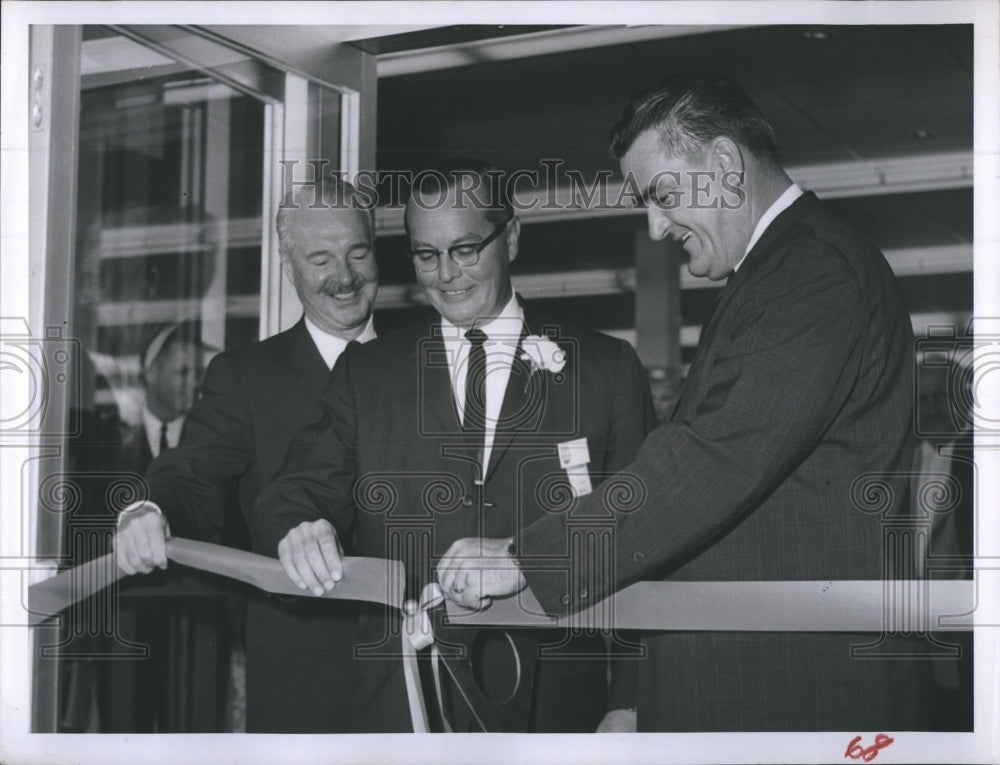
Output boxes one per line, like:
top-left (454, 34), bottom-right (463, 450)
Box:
top-left (117, 500), bottom-right (164, 527)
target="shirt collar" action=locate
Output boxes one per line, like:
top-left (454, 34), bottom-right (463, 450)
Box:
top-left (733, 183), bottom-right (804, 273)
top-left (440, 292), bottom-right (524, 344)
top-left (142, 405), bottom-right (184, 455)
top-left (304, 314), bottom-right (377, 370)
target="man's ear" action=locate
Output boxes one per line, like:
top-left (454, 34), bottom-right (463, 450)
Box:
top-left (506, 216), bottom-right (521, 263)
top-left (280, 254), bottom-right (293, 283)
top-left (711, 136), bottom-right (744, 178)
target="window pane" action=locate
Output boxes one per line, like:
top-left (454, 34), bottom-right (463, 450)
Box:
top-left (47, 27), bottom-right (273, 734)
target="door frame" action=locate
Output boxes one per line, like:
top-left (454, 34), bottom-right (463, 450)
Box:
top-left (16, 22), bottom-right (377, 733)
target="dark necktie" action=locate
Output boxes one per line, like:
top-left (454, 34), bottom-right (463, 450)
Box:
top-left (159, 421), bottom-right (170, 454)
top-left (335, 339), bottom-right (361, 371)
top-left (463, 328), bottom-right (488, 468)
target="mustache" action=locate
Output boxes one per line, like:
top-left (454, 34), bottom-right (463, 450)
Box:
top-left (322, 280), bottom-right (368, 297)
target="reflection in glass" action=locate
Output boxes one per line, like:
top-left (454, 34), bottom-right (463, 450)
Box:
top-left (52, 27), bottom-right (272, 734)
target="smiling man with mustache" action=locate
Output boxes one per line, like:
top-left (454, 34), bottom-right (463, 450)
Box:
top-left (277, 188), bottom-right (378, 343)
top-left (114, 179), bottom-right (378, 732)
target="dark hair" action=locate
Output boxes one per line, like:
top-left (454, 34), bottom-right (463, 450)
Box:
top-left (609, 72), bottom-right (778, 162)
top-left (405, 156), bottom-right (513, 229)
top-left (276, 177), bottom-right (375, 259)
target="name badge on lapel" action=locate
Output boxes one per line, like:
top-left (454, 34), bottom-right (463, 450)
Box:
top-left (557, 437), bottom-right (592, 497)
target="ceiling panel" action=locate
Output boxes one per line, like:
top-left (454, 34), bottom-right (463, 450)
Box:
top-left (376, 24), bottom-right (973, 278)
top-left (377, 24), bottom-right (973, 178)
top-left (350, 25), bottom-right (571, 56)
top-left (824, 189), bottom-right (973, 249)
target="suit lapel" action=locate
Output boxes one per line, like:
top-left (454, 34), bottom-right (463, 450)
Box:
top-left (411, 308), bottom-right (554, 482)
top-left (416, 322), bottom-right (483, 494)
top-left (710, 191), bottom-right (818, 325)
top-left (283, 318), bottom-right (333, 395)
top-left (676, 192), bottom-right (819, 419)
top-left (484, 306), bottom-right (551, 482)
top-left (417, 321), bottom-right (465, 436)
top-left (136, 425), bottom-right (153, 470)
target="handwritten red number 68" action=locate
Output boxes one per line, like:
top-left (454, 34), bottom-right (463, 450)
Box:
top-left (845, 734), bottom-right (895, 762)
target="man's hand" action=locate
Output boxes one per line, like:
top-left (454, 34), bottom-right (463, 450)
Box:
top-left (277, 519), bottom-right (343, 596)
top-left (595, 708), bottom-right (637, 733)
top-left (437, 537), bottom-right (527, 610)
top-left (115, 504), bottom-right (169, 575)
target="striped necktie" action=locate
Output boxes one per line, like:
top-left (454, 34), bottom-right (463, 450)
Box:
top-left (463, 328), bottom-right (488, 472)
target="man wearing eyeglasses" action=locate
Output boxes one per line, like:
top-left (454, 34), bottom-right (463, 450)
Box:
top-left (255, 158), bottom-right (656, 732)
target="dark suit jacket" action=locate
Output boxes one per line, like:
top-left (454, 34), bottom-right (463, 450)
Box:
top-left (145, 319), bottom-right (359, 733)
top-left (118, 423), bottom-right (155, 476)
top-left (66, 361), bottom-right (142, 558)
top-left (520, 192), bottom-right (933, 731)
top-left (255, 303), bottom-right (656, 731)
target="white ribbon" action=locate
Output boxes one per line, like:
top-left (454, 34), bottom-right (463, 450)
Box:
top-left (29, 539), bottom-right (985, 733)
top-left (402, 583), bottom-right (445, 650)
top-left (401, 583), bottom-right (453, 731)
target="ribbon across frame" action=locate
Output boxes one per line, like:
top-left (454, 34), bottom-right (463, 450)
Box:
top-left (26, 538), bottom-right (980, 732)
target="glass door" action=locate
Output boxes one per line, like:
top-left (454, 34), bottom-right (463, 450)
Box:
top-left (29, 23), bottom-right (367, 733)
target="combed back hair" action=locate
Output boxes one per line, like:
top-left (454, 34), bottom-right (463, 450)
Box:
top-left (405, 156), bottom-right (513, 230)
top-left (609, 72), bottom-right (779, 163)
top-left (276, 177), bottom-right (374, 259)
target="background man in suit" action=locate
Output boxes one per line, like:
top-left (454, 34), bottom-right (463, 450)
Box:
top-left (109, 322), bottom-right (219, 732)
top-left (255, 159), bottom-right (656, 732)
top-left (439, 73), bottom-right (933, 732)
top-left (114, 179), bottom-right (378, 732)
top-left (62, 322), bottom-right (218, 732)
top-left (124, 322), bottom-right (211, 470)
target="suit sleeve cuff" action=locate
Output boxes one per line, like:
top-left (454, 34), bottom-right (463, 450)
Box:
top-left (517, 514), bottom-right (575, 617)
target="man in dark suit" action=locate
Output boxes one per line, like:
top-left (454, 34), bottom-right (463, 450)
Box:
top-left (255, 159), bottom-right (656, 732)
top-left (108, 322), bottom-right (220, 732)
top-left (439, 73), bottom-right (933, 731)
top-left (114, 179), bottom-right (379, 732)
top-left (119, 322), bottom-right (211, 471)
top-left (62, 322), bottom-right (218, 733)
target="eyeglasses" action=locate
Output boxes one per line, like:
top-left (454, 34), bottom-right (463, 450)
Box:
top-left (408, 216), bottom-right (512, 273)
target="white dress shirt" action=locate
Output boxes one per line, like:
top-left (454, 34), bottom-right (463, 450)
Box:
top-left (305, 314), bottom-right (377, 370)
top-left (732, 183), bottom-right (804, 273)
top-left (142, 406), bottom-right (185, 458)
top-left (440, 294), bottom-right (524, 480)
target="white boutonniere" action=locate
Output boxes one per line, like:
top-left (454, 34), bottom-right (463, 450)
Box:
top-left (520, 335), bottom-right (566, 374)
